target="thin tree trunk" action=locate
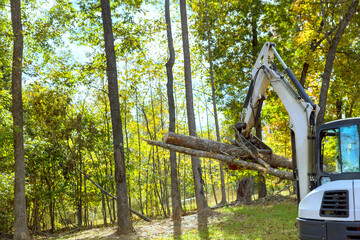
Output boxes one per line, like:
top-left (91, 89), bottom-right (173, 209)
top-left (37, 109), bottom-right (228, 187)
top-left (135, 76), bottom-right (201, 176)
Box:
top-left (100, 0), bottom-right (133, 234)
top-left (159, 90), bottom-right (171, 217)
top-left (204, 0), bottom-right (226, 205)
top-left (101, 193), bottom-right (108, 227)
top-left (209, 166), bottom-right (218, 205)
top-left (84, 177), bottom-right (88, 227)
top-left (250, 0), bottom-right (267, 199)
top-left (317, 0), bottom-right (359, 125)
top-left (179, 0), bottom-right (210, 216)
top-left (77, 150), bottom-right (82, 229)
top-left (150, 87), bottom-right (166, 217)
top-left (165, 0), bottom-right (182, 232)
top-left (135, 90), bottom-right (144, 214)
top-left (299, 62), bottom-right (309, 87)
top-left (11, 0), bottom-right (31, 237)
top-left (123, 83), bottom-right (131, 209)
top-left (106, 196), bottom-right (113, 224)
top-left (50, 196), bottom-right (55, 233)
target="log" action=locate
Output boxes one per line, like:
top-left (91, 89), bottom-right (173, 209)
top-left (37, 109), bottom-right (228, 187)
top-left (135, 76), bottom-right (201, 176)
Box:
top-left (165, 132), bottom-right (292, 169)
top-left (144, 139), bottom-right (294, 180)
top-left (164, 132), bottom-right (252, 160)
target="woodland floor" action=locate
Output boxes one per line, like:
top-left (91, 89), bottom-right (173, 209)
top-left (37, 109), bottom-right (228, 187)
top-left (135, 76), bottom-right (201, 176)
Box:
top-left (35, 197), bottom-right (298, 240)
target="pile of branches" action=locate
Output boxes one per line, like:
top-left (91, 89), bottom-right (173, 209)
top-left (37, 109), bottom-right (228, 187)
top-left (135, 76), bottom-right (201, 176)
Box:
top-left (145, 130), bottom-right (294, 180)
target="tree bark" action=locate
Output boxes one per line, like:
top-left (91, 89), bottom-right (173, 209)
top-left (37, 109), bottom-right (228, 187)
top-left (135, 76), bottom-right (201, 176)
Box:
top-left (179, 0), bottom-right (209, 216)
top-left (100, 0), bottom-right (133, 234)
top-left (165, 0), bottom-right (182, 232)
top-left (165, 132), bottom-right (252, 159)
top-left (317, 0), bottom-right (359, 125)
top-left (236, 177), bottom-right (254, 203)
top-left (145, 139), bottom-right (294, 180)
top-left (11, 0), bottom-right (31, 238)
top-left (164, 132), bottom-right (292, 169)
top-left (257, 172), bottom-right (267, 199)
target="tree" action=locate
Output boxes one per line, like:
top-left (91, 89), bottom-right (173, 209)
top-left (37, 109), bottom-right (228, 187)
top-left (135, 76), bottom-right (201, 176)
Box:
top-left (317, 0), bottom-right (359, 125)
top-left (203, 0), bottom-right (227, 205)
top-left (179, 0), bottom-right (209, 216)
top-left (10, 0), bottom-right (31, 238)
top-left (165, 0), bottom-right (182, 233)
top-left (100, 0), bottom-right (133, 234)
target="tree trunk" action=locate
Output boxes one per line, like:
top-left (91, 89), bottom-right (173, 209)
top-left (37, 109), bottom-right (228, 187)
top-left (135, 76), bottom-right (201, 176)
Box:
top-left (11, 0), bottom-right (31, 238)
top-left (165, 132), bottom-right (251, 159)
top-left (165, 0), bottom-right (182, 233)
top-left (179, 0), bottom-right (209, 216)
top-left (145, 139), bottom-right (294, 180)
top-left (257, 172), bottom-right (267, 199)
top-left (135, 89), bottom-right (144, 215)
top-left (236, 177), bottom-right (254, 203)
top-left (106, 196), bottom-right (113, 224)
top-left (249, 2), bottom-right (267, 199)
top-left (164, 132), bottom-right (292, 169)
top-left (77, 151), bottom-right (82, 229)
top-left (50, 198), bottom-right (55, 233)
top-left (100, 0), bottom-right (133, 234)
top-left (317, 0), bottom-right (359, 125)
top-left (299, 62), bottom-right (309, 88)
top-left (101, 194), bottom-right (108, 227)
top-left (204, 0), bottom-right (226, 206)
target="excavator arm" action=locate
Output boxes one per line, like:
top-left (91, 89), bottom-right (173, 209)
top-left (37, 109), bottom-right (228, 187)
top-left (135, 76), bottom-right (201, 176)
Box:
top-left (236, 42), bottom-right (320, 200)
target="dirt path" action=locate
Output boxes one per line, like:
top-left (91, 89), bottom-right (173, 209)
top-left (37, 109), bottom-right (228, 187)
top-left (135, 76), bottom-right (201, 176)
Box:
top-left (50, 213), bottom-right (219, 240)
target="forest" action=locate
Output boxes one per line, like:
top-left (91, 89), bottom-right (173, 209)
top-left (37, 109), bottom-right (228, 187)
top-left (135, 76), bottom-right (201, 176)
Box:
top-left (1, 0), bottom-right (360, 239)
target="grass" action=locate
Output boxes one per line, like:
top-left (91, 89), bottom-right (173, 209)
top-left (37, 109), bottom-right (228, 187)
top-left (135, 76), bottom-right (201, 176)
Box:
top-left (170, 200), bottom-right (298, 240)
top-left (36, 198), bottom-right (298, 240)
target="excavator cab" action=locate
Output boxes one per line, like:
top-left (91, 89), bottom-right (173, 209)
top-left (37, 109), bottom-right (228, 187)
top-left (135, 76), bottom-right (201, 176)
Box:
top-left (317, 118), bottom-right (360, 185)
top-left (298, 118), bottom-right (360, 240)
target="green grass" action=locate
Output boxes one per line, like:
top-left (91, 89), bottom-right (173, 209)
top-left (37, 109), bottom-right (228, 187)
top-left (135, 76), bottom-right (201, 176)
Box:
top-left (170, 201), bottom-right (298, 240)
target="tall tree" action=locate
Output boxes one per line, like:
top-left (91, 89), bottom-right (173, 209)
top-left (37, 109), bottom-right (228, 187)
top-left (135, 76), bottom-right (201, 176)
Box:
top-left (11, 0), bottom-right (31, 238)
top-left (179, 0), bottom-right (209, 216)
top-left (203, 0), bottom-right (227, 205)
top-left (165, 0), bottom-right (182, 233)
top-left (100, 0), bottom-right (133, 234)
top-left (317, 0), bottom-right (359, 125)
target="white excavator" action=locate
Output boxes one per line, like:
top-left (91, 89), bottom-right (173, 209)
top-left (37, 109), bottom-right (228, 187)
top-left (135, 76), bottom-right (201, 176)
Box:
top-left (236, 42), bottom-right (360, 239)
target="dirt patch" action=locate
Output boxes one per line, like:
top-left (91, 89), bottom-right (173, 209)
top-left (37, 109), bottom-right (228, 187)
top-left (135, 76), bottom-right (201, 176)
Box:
top-left (47, 212), bottom-right (223, 240)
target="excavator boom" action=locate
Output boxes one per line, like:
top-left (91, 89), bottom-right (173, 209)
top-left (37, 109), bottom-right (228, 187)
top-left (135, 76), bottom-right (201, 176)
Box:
top-left (237, 42), bottom-right (319, 200)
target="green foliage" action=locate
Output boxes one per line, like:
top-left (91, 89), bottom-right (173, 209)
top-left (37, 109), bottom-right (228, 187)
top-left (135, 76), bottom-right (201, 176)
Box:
top-left (0, 173), bottom-right (14, 233)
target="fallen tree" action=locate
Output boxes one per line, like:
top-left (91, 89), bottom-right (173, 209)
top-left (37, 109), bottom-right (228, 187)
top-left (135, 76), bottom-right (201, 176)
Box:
top-left (164, 132), bottom-right (292, 169)
top-left (144, 132), bottom-right (294, 181)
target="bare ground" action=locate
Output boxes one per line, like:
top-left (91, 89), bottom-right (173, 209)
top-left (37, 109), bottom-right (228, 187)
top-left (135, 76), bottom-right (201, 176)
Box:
top-left (41, 212), bottom-right (221, 240)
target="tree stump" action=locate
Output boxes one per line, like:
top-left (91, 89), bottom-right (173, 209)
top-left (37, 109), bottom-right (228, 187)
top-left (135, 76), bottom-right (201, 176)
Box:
top-left (236, 177), bottom-right (254, 203)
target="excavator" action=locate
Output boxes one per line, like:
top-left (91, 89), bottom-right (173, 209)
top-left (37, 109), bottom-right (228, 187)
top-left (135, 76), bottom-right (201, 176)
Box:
top-left (236, 42), bottom-right (360, 239)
